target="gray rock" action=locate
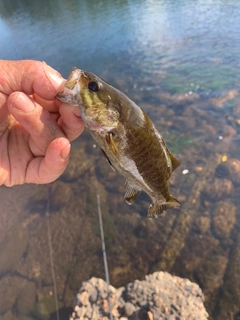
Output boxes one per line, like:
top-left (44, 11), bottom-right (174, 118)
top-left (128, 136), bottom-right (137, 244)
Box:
top-left (123, 302), bottom-right (135, 317)
top-left (89, 287), bottom-right (98, 303)
top-left (70, 272), bottom-right (209, 320)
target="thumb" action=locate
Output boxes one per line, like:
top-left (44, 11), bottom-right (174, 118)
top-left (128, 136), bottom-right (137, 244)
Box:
top-left (42, 62), bottom-right (66, 93)
top-left (1, 60), bottom-right (65, 99)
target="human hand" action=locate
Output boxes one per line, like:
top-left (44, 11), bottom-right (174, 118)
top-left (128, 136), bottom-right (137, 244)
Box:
top-left (0, 60), bottom-right (84, 186)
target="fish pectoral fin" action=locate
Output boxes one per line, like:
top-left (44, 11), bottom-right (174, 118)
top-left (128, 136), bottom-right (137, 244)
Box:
top-left (147, 195), bottom-right (180, 219)
top-left (106, 132), bottom-right (120, 161)
top-left (125, 181), bottom-right (141, 205)
top-left (100, 148), bottom-right (115, 172)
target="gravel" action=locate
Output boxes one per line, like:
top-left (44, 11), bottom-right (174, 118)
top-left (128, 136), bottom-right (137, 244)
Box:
top-left (70, 271), bottom-right (208, 320)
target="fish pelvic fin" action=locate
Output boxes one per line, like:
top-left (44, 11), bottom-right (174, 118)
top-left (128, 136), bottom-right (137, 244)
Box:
top-left (147, 195), bottom-right (180, 219)
top-left (125, 181), bottom-right (141, 205)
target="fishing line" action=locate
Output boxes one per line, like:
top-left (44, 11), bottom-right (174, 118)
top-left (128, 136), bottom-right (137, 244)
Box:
top-left (46, 185), bottom-right (60, 320)
top-left (96, 192), bottom-right (113, 320)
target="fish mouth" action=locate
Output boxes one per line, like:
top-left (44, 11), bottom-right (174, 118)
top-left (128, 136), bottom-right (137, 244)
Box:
top-left (56, 68), bottom-right (83, 106)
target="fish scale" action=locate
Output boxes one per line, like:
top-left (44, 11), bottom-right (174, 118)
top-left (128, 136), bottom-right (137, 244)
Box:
top-left (125, 125), bottom-right (169, 196)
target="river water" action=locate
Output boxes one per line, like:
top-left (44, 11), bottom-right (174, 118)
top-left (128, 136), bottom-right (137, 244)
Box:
top-left (0, 0), bottom-right (240, 319)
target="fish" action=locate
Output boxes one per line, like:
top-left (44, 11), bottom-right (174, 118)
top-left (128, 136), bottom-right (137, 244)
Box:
top-left (56, 68), bottom-right (180, 218)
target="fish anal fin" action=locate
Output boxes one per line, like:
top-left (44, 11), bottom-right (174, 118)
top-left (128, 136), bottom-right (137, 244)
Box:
top-left (125, 181), bottom-right (141, 205)
top-left (147, 195), bottom-right (180, 219)
top-left (100, 148), bottom-right (115, 172)
top-left (106, 132), bottom-right (120, 161)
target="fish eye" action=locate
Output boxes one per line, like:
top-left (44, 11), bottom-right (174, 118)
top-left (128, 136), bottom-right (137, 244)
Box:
top-left (88, 81), bottom-right (99, 92)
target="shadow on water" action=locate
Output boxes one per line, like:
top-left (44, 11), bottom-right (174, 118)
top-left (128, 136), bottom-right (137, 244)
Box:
top-left (1, 0), bottom-right (240, 319)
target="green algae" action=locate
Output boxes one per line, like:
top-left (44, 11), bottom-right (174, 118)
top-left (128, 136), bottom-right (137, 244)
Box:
top-left (162, 63), bottom-right (238, 94)
top-left (33, 296), bottom-right (63, 320)
top-left (164, 132), bottom-right (196, 154)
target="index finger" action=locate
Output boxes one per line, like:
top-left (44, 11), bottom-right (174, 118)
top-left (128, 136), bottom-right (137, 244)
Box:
top-left (0, 60), bottom-right (65, 100)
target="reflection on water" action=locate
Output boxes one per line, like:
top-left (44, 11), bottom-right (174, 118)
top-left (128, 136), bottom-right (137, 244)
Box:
top-left (1, 0), bottom-right (240, 319)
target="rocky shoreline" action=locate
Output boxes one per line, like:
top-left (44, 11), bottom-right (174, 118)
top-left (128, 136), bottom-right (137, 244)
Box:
top-left (70, 271), bottom-right (208, 320)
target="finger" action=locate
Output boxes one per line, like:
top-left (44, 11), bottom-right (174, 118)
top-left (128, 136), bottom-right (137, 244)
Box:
top-left (8, 92), bottom-right (64, 155)
top-left (1, 60), bottom-right (65, 99)
top-left (25, 138), bottom-right (70, 184)
top-left (32, 93), bottom-right (59, 112)
top-left (0, 93), bottom-right (9, 135)
top-left (58, 103), bottom-right (85, 141)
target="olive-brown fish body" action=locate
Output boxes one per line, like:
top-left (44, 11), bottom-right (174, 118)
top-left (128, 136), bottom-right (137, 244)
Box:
top-left (56, 68), bottom-right (180, 218)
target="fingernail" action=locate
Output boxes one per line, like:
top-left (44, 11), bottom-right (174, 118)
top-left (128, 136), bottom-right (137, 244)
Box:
top-left (11, 93), bottom-right (35, 112)
top-left (42, 61), bottom-right (64, 90)
top-left (60, 142), bottom-right (71, 159)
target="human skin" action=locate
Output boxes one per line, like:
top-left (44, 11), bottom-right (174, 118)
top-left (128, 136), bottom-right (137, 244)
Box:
top-left (0, 60), bottom-right (84, 186)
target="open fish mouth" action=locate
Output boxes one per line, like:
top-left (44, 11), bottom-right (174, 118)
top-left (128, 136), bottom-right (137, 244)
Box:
top-left (56, 68), bottom-right (83, 106)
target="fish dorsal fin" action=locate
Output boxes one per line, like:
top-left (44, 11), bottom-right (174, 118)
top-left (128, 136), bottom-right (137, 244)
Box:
top-left (125, 180), bottom-right (141, 205)
top-left (168, 153), bottom-right (181, 171)
top-left (106, 132), bottom-right (120, 162)
top-left (100, 148), bottom-right (115, 172)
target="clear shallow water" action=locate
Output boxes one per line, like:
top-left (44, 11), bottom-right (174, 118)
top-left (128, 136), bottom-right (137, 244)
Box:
top-left (1, 0), bottom-right (240, 319)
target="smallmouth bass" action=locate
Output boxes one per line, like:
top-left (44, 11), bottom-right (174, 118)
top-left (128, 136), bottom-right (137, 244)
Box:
top-left (56, 68), bottom-right (180, 218)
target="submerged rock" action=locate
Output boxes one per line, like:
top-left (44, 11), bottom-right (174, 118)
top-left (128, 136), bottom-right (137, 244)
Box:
top-left (212, 200), bottom-right (236, 240)
top-left (60, 141), bottom-right (95, 183)
top-left (210, 90), bottom-right (238, 108)
top-left (0, 215), bottom-right (37, 276)
top-left (0, 275), bottom-right (36, 316)
top-left (202, 178), bottom-right (233, 200)
top-left (217, 233), bottom-right (240, 319)
top-left (70, 272), bottom-right (208, 320)
top-left (216, 158), bottom-right (240, 184)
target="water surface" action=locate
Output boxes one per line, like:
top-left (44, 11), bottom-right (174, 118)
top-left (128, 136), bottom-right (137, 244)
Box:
top-left (0, 0), bottom-right (240, 319)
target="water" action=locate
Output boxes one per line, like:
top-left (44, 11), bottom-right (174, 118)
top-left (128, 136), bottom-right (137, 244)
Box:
top-left (0, 0), bottom-right (240, 319)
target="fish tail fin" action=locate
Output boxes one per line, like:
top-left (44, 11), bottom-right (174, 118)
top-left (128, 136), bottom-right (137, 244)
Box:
top-left (147, 195), bottom-right (180, 219)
